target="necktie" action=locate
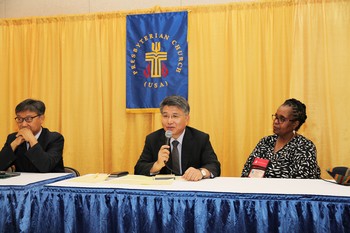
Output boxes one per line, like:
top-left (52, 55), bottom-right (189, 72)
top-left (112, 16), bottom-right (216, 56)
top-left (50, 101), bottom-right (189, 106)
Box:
top-left (171, 140), bottom-right (180, 175)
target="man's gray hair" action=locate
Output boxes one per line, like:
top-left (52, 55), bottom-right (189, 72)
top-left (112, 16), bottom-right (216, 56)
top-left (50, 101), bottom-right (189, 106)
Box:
top-left (160, 96), bottom-right (190, 114)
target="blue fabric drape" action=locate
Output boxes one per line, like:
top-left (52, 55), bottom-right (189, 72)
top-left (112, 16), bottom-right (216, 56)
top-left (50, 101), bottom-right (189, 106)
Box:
top-left (31, 187), bottom-right (350, 233)
top-left (0, 174), bottom-right (74, 233)
top-left (2, 181), bottom-right (350, 233)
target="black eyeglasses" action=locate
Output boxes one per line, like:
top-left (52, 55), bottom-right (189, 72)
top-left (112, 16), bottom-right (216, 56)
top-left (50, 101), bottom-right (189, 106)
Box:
top-left (15, 115), bottom-right (41, 123)
top-left (272, 114), bottom-right (295, 124)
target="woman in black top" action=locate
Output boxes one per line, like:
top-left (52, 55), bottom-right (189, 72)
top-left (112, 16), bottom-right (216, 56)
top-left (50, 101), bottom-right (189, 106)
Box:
top-left (241, 98), bottom-right (321, 179)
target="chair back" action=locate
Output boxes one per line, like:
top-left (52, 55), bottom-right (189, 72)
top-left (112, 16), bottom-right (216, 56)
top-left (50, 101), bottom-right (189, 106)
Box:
top-left (64, 166), bottom-right (80, 177)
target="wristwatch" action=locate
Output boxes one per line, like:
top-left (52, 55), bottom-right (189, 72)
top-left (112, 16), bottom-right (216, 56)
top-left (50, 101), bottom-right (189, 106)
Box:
top-left (199, 168), bottom-right (207, 179)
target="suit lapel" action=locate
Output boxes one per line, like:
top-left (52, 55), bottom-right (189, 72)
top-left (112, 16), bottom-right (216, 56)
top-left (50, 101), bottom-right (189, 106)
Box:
top-left (37, 128), bottom-right (46, 146)
top-left (181, 128), bottom-right (194, 169)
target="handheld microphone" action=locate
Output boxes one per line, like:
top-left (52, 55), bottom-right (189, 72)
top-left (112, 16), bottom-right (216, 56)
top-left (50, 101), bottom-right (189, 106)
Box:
top-left (165, 130), bottom-right (172, 148)
top-left (164, 130), bottom-right (172, 165)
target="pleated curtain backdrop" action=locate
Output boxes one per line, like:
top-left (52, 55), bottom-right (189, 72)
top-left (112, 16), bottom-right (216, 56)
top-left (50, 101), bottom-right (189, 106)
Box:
top-left (0, 0), bottom-right (349, 177)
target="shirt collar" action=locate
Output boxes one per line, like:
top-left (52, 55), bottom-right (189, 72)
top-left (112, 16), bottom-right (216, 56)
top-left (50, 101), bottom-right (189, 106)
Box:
top-left (34, 127), bottom-right (43, 140)
top-left (171, 128), bottom-right (185, 145)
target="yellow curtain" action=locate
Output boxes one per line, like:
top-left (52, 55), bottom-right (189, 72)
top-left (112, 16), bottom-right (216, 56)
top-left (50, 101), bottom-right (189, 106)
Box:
top-left (0, 0), bottom-right (349, 177)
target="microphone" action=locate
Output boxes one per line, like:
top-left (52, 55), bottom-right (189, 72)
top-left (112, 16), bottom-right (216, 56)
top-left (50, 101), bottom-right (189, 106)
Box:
top-left (165, 130), bottom-right (172, 148)
top-left (164, 130), bottom-right (172, 166)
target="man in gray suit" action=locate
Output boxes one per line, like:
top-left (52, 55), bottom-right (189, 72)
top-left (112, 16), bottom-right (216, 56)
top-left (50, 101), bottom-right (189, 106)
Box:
top-left (134, 95), bottom-right (220, 181)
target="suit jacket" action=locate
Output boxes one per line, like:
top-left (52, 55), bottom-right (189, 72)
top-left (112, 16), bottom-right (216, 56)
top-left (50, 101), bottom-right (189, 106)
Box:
top-left (0, 127), bottom-right (64, 172)
top-left (134, 126), bottom-right (221, 177)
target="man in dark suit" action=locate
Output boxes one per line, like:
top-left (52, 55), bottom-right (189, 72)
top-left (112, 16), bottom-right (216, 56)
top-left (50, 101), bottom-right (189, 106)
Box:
top-left (134, 95), bottom-right (220, 181)
top-left (0, 99), bottom-right (64, 172)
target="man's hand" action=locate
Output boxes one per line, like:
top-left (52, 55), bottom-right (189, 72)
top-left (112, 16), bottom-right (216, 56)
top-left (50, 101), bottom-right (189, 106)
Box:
top-left (157, 145), bottom-right (170, 165)
top-left (10, 135), bottom-right (26, 151)
top-left (15, 128), bottom-right (38, 148)
top-left (150, 145), bottom-right (170, 173)
top-left (182, 167), bottom-right (204, 181)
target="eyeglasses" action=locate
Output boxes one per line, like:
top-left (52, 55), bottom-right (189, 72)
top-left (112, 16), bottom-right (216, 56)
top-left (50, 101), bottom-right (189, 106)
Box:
top-left (15, 115), bottom-right (40, 123)
top-left (161, 114), bottom-right (183, 120)
top-left (272, 114), bottom-right (295, 124)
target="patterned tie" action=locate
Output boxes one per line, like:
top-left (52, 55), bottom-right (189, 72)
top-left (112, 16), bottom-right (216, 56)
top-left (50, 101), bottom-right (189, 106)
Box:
top-left (171, 140), bottom-right (180, 175)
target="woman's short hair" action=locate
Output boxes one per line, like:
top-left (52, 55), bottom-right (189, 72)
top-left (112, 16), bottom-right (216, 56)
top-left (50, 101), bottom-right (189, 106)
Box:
top-left (282, 98), bottom-right (307, 131)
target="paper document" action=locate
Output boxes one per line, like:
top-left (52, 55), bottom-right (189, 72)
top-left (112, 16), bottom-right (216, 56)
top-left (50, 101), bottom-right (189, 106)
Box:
top-left (68, 174), bottom-right (109, 183)
top-left (107, 175), bottom-right (174, 185)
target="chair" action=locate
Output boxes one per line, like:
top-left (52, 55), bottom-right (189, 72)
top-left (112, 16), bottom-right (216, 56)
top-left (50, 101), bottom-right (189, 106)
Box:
top-left (64, 166), bottom-right (80, 177)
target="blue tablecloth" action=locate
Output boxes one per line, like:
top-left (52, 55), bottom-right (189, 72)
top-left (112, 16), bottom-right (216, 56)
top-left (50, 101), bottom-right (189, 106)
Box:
top-left (2, 175), bottom-right (350, 233)
top-left (0, 173), bottom-right (74, 232)
top-left (35, 186), bottom-right (350, 233)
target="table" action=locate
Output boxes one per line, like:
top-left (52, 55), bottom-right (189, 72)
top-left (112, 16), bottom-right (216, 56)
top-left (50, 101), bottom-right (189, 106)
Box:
top-left (34, 176), bottom-right (350, 233)
top-left (0, 173), bottom-right (74, 232)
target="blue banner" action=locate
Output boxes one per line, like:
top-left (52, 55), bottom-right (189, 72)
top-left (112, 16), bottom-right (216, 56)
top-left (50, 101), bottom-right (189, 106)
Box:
top-left (126, 12), bottom-right (188, 112)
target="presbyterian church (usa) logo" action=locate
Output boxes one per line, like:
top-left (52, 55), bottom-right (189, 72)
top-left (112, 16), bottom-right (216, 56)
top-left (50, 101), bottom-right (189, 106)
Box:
top-left (126, 12), bottom-right (188, 110)
top-left (145, 42), bottom-right (168, 78)
top-left (129, 33), bottom-right (185, 89)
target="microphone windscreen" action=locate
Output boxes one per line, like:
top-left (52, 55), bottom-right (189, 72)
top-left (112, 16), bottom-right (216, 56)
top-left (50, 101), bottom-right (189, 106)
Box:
top-left (326, 167), bottom-right (350, 185)
top-left (165, 130), bottom-right (172, 138)
top-left (164, 130), bottom-right (172, 151)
